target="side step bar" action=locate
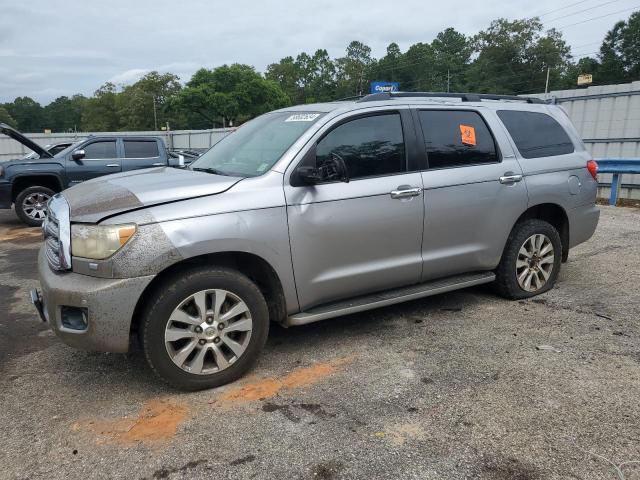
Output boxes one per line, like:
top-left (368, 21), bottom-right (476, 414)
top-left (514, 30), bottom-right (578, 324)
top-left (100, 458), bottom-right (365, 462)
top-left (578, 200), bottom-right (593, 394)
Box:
top-left (285, 271), bottom-right (495, 326)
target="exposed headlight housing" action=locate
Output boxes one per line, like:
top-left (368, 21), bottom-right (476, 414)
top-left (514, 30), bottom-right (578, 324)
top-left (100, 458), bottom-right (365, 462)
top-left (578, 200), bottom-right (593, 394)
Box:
top-left (71, 224), bottom-right (136, 260)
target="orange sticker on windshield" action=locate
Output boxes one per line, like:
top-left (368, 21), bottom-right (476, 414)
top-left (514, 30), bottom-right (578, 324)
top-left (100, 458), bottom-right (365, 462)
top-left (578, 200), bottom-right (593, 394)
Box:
top-left (459, 124), bottom-right (476, 146)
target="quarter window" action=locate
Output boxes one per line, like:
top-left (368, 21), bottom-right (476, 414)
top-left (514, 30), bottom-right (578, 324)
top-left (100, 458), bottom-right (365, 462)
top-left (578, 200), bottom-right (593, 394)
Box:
top-left (418, 110), bottom-right (498, 169)
top-left (315, 113), bottom-right (406, 180)
top-left (83, 141), bottom-right (117, 159)
top-left (124, 140), bottom-right (159, 158)
top-left (497, 110), bottom-right (574, 159)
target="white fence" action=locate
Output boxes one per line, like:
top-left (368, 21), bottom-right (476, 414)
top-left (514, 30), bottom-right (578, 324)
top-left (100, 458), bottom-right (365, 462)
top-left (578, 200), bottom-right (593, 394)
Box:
top-left (0, 128), bottom-right (235, 162)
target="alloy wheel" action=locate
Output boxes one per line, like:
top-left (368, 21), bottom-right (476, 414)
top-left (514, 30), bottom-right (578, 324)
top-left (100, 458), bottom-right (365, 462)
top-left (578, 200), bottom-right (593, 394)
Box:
top-left (164, 289), bottom-right (253, 375)
top-left (516, 233), bottom-right (555, 292)
top-left (22, 192), bottom-right (50, 220)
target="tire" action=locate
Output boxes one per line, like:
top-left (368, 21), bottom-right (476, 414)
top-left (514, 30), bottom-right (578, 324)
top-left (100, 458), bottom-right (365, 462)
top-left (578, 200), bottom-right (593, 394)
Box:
top-left (494, 219), bottom-right (562, 300)
top-left (15, 186), bottom-right (55, 227)
top-left (141, 267), bottom-right (269, 391)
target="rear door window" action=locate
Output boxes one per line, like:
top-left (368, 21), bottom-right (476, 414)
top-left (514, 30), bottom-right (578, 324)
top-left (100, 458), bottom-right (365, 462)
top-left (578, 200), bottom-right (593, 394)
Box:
top-left (417, 110), bottom-right (498, 169)
top-left (83, 141), bottom-right (117, 159)
top-left (497, 110), bottom-right (574, 159)
top-left (124, 140), bottom-right (159, 158)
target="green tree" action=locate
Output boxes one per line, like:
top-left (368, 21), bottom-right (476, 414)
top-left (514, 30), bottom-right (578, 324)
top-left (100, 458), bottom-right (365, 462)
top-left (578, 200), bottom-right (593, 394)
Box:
top-left (177, 64), bottom-right (289, 128)
top-left (595, 12), bottom-right (640, 84)
top-left (467, 18), bottom-right (570, 94)
top-left (431, 28), bottom-right (472, 92)
top-left (307, 49), bottom-right (336, 102)
top-left (117, 71), bottom-right (182, 130)
top-left (81, 83), bottom-right (120, 131)
top-left (265, 56), bottom-right (301, 104)
top-left (43, 95), bottom-right (86, 132)
top-left (335, 41), bottom-right (374, 97)
top-left (402, 42), bottom-right (436, 91)
top-left (5, 97), bottom-right (44, 132)
top-left (0, 106), bottom-right (17, 127)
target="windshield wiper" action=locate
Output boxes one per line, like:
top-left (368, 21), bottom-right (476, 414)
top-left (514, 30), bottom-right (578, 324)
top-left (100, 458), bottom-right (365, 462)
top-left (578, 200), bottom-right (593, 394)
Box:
top-left (191, 167), bottom-right (228, 176)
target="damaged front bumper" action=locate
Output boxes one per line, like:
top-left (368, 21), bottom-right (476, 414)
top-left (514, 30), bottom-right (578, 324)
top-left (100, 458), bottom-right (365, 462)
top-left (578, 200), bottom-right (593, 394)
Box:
top-left (33, 246), bottom-right (155, 353)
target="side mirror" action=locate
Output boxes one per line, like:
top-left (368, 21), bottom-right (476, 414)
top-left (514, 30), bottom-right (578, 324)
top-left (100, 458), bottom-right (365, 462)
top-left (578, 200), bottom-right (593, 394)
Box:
top-left (294, 150), bottom-right (350, 185)
top-left (71, 149), bottom-right (85, 161)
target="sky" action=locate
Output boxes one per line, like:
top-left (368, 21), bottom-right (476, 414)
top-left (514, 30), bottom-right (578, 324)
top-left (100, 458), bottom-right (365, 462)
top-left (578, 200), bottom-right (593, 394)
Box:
top-left (0, 0), bottom-right (638, 104)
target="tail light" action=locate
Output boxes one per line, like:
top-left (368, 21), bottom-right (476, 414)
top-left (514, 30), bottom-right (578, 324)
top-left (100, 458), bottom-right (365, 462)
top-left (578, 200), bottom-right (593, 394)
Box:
top-left (587, 160), bottom-right (598, 181)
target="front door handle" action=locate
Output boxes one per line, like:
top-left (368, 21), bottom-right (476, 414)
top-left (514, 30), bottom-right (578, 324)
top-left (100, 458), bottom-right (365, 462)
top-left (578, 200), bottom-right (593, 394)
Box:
top-left (106, 163), bottom-right (119, 168)
top-left (390, 186), bottom-right (422, 199)
top-left (499, 173), bottom-right (523, 184)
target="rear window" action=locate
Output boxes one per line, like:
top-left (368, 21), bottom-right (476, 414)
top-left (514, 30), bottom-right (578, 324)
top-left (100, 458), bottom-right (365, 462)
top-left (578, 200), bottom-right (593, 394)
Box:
top-left (497, 110), bottom-right (574, 159)
top-left (124, 140), bottom-right (159, 158)
top-left (418, 110), bottom-right (498, 169)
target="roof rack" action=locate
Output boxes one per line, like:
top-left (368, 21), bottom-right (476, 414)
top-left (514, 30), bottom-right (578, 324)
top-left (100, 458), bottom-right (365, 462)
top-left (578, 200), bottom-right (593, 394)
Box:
top-left (357, 92), bottom-right (545, 104)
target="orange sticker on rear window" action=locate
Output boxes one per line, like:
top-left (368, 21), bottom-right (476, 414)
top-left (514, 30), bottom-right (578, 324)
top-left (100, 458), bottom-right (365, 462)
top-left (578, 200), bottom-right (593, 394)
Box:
top-left (459, 124), bottom-right (476, 146)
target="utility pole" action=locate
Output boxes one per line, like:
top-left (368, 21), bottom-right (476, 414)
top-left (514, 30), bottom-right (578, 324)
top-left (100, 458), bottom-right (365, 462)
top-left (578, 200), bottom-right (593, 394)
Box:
top-left (152, 95), bottom-right (158, 131)
top-left (544, 67), bottom-right (551, 94)
top-left (447, 69), bottom-right (451, 93)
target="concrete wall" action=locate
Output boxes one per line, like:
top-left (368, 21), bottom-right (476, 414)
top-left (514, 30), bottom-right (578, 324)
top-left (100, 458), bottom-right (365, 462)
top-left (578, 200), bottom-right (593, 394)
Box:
top-left (0, 128), bottom-right (234, 162)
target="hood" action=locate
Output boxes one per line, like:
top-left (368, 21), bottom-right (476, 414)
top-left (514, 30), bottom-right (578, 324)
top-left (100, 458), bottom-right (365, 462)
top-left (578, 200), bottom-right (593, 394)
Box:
top-left (0, 123), bottom-right (53, 159)
top-left (62, 166), bottom-right (243, 223)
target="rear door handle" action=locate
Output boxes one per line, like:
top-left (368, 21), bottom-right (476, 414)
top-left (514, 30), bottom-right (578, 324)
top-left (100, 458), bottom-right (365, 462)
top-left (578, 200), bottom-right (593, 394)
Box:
top-left (499, 174), bottom-right (523, 184)
top-left (106, 163), bottom-right (119, 168)
top-left (390, 186), bottom-right (422, 199)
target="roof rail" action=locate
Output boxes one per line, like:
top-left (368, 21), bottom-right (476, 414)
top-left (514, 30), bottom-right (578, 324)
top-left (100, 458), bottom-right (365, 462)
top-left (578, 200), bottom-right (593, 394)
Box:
top-left (357, 92), bottom-right (545, 104)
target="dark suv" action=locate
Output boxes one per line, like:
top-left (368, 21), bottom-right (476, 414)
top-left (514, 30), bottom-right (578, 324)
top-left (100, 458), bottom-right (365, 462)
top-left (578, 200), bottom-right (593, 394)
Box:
top-left (0, 123), bottom-right (174, 225)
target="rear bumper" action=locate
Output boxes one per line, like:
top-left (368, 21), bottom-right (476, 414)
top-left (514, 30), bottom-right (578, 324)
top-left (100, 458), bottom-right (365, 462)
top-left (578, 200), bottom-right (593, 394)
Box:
top-left (569, 203), bottom-right (600, 248)
top-left (0, 181), bottom-right (12, 209)
top-left (35, 246), bottom-right (154, 353)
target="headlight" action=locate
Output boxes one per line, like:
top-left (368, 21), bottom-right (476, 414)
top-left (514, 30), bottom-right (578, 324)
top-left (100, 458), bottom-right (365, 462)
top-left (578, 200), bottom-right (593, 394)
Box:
top-left (71, 224), bottom-right (136, 259)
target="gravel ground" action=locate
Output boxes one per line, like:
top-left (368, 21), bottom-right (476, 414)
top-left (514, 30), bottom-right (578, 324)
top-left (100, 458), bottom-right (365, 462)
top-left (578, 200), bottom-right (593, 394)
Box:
top-left (0, 206), bottom-right (639, 480)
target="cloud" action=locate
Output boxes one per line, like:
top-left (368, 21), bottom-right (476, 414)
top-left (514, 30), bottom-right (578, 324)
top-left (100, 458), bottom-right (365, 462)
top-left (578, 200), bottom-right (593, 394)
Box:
top-left (0, 0), bottom-right (631, 103)
top-left (108, 68), bottom-right (150, 85)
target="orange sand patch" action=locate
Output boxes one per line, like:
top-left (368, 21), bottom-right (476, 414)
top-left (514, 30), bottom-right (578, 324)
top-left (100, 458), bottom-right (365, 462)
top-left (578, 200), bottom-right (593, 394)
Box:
top-left (79, 399), bottom-right (189, 446)
top-left (216, 356), bottom-right (352, 404)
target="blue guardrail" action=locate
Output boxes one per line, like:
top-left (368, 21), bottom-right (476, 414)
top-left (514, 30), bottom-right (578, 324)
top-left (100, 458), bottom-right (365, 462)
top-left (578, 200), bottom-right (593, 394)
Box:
top-left (596, 159), bottom-right (640, 206)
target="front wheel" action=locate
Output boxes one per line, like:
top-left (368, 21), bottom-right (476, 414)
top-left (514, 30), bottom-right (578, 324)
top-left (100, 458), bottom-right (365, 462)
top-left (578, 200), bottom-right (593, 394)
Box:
top-left (15, 186), bottom-right (55, 226)
top-left (141, 267), bottom-right (269, 390)
top-left (494, 219), bottom-right (562, 300)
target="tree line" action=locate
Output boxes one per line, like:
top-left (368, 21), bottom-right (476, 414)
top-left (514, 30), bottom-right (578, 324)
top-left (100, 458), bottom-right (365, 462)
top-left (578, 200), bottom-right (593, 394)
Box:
top-left (1, 13), bottom-right (639, 133)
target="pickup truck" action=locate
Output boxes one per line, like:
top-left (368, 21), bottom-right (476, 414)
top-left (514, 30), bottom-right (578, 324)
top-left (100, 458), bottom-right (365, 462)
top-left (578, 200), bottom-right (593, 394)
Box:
top-left (0, 123), bottom-right (183, 226)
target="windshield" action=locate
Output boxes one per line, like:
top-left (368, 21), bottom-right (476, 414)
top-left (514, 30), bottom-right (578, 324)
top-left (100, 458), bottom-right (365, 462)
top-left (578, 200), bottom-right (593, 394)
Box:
top-left (190, 111), bottom-right (324, 177)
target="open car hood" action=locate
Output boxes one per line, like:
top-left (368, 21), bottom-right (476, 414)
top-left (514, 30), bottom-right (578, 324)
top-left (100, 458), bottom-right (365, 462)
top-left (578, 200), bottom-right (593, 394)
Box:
top-left (0, 123), bottom-right (53, 159)
top-left (62, 166), bottom-right (243, 223)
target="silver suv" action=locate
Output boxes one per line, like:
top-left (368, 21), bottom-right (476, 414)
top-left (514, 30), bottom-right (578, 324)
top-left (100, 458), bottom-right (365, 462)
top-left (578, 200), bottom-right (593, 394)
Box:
top-left (32, 92), bottom-right (600, 390)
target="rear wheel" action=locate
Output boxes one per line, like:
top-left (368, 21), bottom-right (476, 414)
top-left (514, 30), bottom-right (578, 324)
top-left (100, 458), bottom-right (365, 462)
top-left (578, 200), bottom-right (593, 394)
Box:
top-left (494, 219), bottom-right (562, 299)
top-left (15, 186), bottom-right (55, 226)
top-left (141, 267), bottom-right (269, 390)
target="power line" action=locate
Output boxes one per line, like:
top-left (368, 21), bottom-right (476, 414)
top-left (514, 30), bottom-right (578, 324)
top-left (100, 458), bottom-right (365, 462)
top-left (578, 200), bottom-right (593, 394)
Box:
top-left (557, 4), bottom-right (640, 27)
top-left (536, 0), bottom-right (592, 18)
top-left (545, 0), bottom-right (622, 22)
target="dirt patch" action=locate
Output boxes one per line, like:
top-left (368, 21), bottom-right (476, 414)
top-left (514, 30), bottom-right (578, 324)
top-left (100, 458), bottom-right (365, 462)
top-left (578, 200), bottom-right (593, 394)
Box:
top-left (383, 423), bottom-right (426, 447)
top-left (0, 284), bottom-right (52, 371)
top-left (0, 246), bottom-right (39, 280)
top-left (79, 399), bottom-right (189, 446)
top-left (0, 226), bottom-right (42, 243)
top-left (215, 356), bottom-right (352, 404)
